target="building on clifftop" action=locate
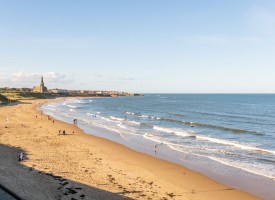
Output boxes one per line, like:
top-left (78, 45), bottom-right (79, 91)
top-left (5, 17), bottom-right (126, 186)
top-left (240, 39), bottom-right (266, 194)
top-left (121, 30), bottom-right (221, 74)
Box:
top-left (33, 76), bottom-right (48, 93)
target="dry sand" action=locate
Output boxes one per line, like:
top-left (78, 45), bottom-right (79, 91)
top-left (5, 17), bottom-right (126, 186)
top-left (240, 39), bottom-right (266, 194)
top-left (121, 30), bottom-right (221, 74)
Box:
top-left (0, 99), bottom-right (261, 200)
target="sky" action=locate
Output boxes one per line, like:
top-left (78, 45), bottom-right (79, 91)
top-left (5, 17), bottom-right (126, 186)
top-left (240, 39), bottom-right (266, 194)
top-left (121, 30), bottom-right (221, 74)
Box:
top-left (0, 0), bottom-right (275, 93)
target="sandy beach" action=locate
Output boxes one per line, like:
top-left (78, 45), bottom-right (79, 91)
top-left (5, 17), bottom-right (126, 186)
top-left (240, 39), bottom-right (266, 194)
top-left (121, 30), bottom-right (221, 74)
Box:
top-left (0, 99), bottom-right (261, 200)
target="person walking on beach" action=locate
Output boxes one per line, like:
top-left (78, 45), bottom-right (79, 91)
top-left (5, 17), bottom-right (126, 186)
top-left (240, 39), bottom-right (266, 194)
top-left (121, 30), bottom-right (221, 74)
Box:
top-left (154, 144), bottom-right (157, 155)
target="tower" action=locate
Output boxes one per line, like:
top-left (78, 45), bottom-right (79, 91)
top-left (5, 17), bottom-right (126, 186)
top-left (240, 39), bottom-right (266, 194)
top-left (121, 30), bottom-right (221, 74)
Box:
top-left (33, 76), bottom-right (48, 93)
top-left (40, 76), bottom-right (44, 86)
top-left (40, 76), bottom-right (44, 92)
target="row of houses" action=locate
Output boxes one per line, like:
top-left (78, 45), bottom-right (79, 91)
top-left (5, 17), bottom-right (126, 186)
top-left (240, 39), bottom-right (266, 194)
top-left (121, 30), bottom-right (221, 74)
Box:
top-left (48, 89), bottom-right (137, 96)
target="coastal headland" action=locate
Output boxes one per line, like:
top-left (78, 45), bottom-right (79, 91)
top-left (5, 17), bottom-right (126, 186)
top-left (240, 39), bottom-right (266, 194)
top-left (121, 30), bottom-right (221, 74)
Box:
top-left (0, 98), bottom-right (260, 200)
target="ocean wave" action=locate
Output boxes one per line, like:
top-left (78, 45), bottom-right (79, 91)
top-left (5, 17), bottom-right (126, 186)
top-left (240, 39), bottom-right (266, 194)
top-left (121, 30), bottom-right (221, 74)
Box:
top-left (256, 157), bottom-right (275, 164)
top-left (124, 111), bottom-right (262, 136)
top-left (110, 116), bottom-right (124, 121)
top-left (182, 121), bottom-right (263, 135)
top-left (140, 123), bottom-right (154, 128)
top-left (171, 113), bottom-right (186, 117)
top-left (150, 124), bottom-right (275, 155)
top-left (100, 116), bottom-right (112, 122)
top-left (44, 107), bottom-right (56, 112)
top-left (124, 111), bottom-right (136, 115)
top-left (153, 126), bottom-right (194, 137)
top-left (150, 116), bottom-right (263, 136)
top-left (166, 143), bottom-right (191, 154)
top-left (87, 113), bottom-right (98, 117)
top-left (196, 135), bottom-right (275, 155)
top-left (117, 124), bottom-right (127, 129)
top-left (192, 110), bottom-right (256, 120)
top-left (47, 104), bottom-right (57, 108)
top-left (143, 133), bottom-right (167, 144)
top-left (82, 118), bottom-right (91, 123)
top-left (66, 104), bottom-right (78, 108)
top-left (130, 120), bottom-right (141, 125)
top-left (207, 156), bottom-right (275, 179)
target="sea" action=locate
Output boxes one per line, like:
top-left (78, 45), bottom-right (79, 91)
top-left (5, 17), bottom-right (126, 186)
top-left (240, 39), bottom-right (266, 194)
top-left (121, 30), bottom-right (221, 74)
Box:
top-left (40, 94), bottom-right (275, 199)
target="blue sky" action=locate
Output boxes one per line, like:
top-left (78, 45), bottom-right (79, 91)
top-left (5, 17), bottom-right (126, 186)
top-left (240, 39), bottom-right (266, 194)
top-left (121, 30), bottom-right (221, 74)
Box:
top-left (0, 0), bottom-right (275, 93)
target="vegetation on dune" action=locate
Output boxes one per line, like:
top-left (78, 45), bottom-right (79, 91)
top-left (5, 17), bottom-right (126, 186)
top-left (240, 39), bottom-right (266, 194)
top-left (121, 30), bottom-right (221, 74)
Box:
top-left (0, 94), bottom-right (10, 104)
top-left (0, 87), bottom-right (140, 105)
top-left (1, 92), bottom-right (57, 100)
top-left (0, 88), bottom-right (58, 105)
top-left (0, 87), bottom-right (112, 105)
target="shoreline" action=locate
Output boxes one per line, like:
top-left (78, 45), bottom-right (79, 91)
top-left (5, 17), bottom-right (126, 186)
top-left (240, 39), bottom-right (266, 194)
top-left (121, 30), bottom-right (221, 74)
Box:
top-left (41, 97), bottom-right (275, 199)
top-left (0, 98), bottom-right (261, 199)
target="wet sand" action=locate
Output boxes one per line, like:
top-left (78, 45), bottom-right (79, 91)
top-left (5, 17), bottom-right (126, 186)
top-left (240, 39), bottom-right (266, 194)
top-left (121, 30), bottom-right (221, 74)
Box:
top-left (0, 99), bottom-right (261, 200)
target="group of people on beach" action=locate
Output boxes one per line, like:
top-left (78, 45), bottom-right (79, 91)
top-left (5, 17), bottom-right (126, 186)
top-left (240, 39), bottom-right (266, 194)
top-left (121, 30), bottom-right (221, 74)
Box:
top-left (59, 130), bottom-right (67, 135)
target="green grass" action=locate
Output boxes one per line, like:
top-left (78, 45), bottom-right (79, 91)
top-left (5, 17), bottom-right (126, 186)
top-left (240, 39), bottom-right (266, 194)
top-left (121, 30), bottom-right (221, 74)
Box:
top-left (0, 92), bottom-right (57, 103)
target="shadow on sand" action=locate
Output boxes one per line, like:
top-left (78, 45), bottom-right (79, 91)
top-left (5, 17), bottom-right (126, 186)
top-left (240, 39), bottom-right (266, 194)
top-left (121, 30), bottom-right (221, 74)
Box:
top-left (0, 144), bottom-right (132, 200)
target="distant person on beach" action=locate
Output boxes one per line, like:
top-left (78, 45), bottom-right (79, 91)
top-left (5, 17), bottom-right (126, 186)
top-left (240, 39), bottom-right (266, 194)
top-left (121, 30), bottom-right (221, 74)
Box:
top-left (63, 130), bottom-right (66, 135)
top-left (18, 152), bottom-right (24, 162)
top-left (154, 142), bottom-right (164, 155)
top-left (53, 120), bottom-right (55, 124)
top-left (73, 118), bottom-right (77, 124)
top-left (4, 117), bottom-right (9, 128)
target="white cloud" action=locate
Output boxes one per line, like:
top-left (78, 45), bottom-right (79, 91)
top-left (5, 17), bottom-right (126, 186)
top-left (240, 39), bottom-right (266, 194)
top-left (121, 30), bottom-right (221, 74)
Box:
top-left (11, 71), bottom-right (40, 82)
top-left (247, 7), bottom-right (275, 34)
top-left (0, 71), bottom-right (74, 88)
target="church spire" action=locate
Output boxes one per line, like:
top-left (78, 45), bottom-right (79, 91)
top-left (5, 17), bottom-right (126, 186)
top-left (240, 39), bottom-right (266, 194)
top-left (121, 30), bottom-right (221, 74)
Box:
top-left (41, 76), bottom-right (44, 84)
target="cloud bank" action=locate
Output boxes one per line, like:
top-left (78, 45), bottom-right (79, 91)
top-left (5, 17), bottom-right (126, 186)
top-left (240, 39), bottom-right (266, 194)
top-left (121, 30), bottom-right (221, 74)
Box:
top-left (0, 71), bottom-right (74, 88)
